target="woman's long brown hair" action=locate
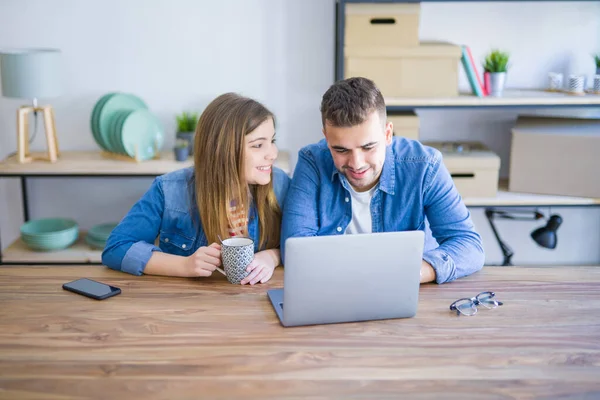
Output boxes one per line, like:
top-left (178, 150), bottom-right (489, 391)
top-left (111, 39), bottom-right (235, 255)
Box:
top-left (194, 93), bottom-right (281, 250)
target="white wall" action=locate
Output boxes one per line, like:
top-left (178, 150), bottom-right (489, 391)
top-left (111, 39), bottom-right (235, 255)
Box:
top-left (1, 0), bottom-right (599, 265)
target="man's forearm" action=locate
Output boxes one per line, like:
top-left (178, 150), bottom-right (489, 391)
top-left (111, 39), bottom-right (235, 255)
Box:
top-left (420, 260), bottom-right (436, 283)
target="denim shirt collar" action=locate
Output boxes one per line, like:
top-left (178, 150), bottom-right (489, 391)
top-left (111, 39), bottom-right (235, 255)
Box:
top-left (330, 144), bottom-right (396, 195)
top-left (378, 144), bottom-right (396, 195)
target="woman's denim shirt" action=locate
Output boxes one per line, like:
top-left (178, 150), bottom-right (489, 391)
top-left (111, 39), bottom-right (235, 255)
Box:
top-left (102, 167), bottom-right (290, 275)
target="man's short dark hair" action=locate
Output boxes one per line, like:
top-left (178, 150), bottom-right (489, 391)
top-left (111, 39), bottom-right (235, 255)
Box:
top-left (320, 77), bottom-right (386, 128)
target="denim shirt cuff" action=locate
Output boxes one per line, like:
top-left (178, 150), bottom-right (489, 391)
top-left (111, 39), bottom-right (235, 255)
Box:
top-left (423, 249), bottom-right (455, 284)
top-left (121, 241), bottom-right (162, 276)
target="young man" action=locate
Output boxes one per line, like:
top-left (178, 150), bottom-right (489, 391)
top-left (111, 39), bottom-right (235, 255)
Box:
top-left (281, 77), bottom-right (484, 284)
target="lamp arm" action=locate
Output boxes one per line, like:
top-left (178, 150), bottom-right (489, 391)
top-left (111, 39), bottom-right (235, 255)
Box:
top-left (487, 209), bottom-right (544, 221)
top-left (485, 209), bottom-right (515, 266)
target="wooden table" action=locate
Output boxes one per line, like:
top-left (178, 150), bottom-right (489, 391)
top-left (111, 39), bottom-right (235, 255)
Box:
top-left (1, 266), bottom-right (599, 399)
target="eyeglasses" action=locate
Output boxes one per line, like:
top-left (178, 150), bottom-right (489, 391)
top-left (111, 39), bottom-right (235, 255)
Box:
top-left (449, 291), bottom-right (503, 316)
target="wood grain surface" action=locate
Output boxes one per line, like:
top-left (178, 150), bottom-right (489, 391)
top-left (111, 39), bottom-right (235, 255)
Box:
top-left (1, 265), bottom-right (599, 400)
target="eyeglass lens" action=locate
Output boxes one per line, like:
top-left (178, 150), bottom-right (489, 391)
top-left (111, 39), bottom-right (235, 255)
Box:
top-left (453, 299), bottom-right (478, 316)
top-left (476, 292), bottom-right (501, 309)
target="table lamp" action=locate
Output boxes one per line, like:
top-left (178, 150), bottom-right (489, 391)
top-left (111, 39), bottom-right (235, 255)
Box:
top-left (485, 208), bottom-right (563, 266)
top-left (0, 48), bottom-right (62, 163)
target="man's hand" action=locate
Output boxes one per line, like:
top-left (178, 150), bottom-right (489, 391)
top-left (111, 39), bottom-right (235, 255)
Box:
top-left (241, 249), bottom-right (279, 285)
top-left (420, 260), bottom-right (436, 283)
top-left (185, 243), bottom-right (222, 277)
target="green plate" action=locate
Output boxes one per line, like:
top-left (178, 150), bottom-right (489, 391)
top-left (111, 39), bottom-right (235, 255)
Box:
top-left (121, 109), bottom-right (164, 161)
top-left (97, 93), bottom-right (147, 154)
top-left (116, 110), bottom-right (135, 155)
top-left (88, 222), bottom-right (118, 241)
top-left (85, 234), bottom-right (106, 250)
top-left (90, 93), bottom-right (116, 151)
top-left (108, 110), bottom-right (132, 154)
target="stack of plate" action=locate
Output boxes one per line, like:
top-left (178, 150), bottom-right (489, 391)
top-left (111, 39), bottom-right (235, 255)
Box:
top-left (86, 223), bottom-right (118, 250)
top-left (90, 93), bottom-right (165, 161)
top-left (20, 218), bottom-right (79, 251)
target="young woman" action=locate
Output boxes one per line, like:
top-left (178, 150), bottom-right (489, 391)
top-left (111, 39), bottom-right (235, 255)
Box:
top-left (102, 93), bottom-right (289, 285)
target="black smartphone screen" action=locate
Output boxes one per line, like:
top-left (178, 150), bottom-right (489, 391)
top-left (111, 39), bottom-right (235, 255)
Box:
top-left (63, 278), bottom-right (121, 300)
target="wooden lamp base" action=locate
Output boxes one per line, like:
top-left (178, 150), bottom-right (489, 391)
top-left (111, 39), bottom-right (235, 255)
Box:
top-left (17, 105), bottom-right (60, 163)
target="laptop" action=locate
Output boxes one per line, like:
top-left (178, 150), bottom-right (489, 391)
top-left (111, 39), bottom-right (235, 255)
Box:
top-left (267, 230), bottom-right (425, 327)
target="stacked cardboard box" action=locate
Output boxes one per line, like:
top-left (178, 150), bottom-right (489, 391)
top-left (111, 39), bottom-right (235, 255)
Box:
top-left (388, 111), bottom-right (419, 140)
top-left (509, 115), bottom-right (600, 198)
top-left (423, 141), bottom-right (501, 198)
top-left (343, 3), bottom-right (461, 99)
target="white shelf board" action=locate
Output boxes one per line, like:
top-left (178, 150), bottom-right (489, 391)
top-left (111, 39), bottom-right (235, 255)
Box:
top-left (385, 89), bottom-right (600, 108)
top-left (463, 181), bottom-right (600, 207)
top-left (3, 232), bottom-right (102, 264)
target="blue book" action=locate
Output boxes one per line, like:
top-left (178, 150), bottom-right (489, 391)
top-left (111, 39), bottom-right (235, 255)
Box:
top-left (461, 45), bottom-right (484, 97)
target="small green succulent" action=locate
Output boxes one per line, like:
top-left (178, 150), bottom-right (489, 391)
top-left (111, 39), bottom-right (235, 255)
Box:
top-left (176, 111), bottom-right (199, 132)
top-left (483, 50), bottom-right (510, 73)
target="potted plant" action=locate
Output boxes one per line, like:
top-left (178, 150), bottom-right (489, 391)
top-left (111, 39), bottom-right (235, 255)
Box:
top-left (174, 138), bottom-right (190, 162)
top-left (594, 53), bottom-right (600, 75)
top-left (175, 111), bottom-right (198, 155)
top-left (483, 49), bottom-right (510, 97)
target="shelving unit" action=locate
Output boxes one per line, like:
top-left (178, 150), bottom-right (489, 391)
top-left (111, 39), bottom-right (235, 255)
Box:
top-left (336, 1), bottom-right (600, 110)
top-left (335, 0), bottom-right (600, 264)
top-left (0, 150), bottom-right (291, 265)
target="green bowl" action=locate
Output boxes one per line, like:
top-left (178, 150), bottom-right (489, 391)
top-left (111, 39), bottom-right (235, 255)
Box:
top-left (20, 218), bottom-right (78, 237)
top-left (20, 218), bottom-right (79, 251)
top-left (22, 234), bottom-right (78, 251)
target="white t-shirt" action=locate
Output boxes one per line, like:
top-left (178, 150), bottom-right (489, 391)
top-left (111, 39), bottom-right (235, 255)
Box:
top-left (344, 185), bottom-right (377, 235)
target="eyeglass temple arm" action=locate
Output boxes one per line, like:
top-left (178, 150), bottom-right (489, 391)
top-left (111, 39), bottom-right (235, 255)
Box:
top-left (449, 304), bottom-right (462, 316)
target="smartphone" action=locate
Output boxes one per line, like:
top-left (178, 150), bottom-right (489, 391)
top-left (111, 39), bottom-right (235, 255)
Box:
top-left (62, 278), bottom-right (121, 300)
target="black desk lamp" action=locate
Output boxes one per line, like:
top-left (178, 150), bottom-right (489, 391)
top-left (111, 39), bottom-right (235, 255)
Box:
top-left (485, 208), bottom-right (563, 266)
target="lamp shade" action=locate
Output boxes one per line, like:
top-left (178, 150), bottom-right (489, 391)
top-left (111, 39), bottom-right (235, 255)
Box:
top-left (531, 215), bottom-right (563, 249)
top-left (0, 48), bottom-right (62, 99)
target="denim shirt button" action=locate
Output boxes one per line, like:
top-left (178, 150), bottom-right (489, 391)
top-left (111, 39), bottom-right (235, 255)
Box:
top-left (345, 197), bottom-right (349, 203)
top-left (336, 226), bottom-right (342, 232)
top-left (164, 238), bottom-right (169, 243)
top-left (182, 244), bottom-right (186, 249)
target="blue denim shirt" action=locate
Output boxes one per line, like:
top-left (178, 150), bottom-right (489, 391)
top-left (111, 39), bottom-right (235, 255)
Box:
top-left (102, 167), bottom-right (290, 276)
top-left (280, 137), bottom-right (484, 284)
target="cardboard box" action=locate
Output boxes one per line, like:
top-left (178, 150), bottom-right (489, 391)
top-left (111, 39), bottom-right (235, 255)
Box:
top-left (388, 111), bottom-right (419, 140)
top-left (509, 115), bottom-right (600, 198)
top-left (424, 141), bottom-right (501, 198)
top-left (345, 3), bottom-right (420, 48)
top-left (344, 42), bottom-right (461, 98)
